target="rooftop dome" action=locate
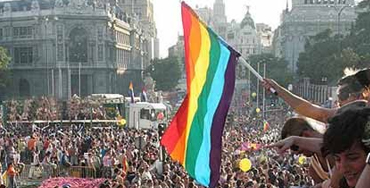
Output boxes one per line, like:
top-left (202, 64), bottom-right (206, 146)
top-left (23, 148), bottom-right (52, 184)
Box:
top-left (240, 9), bottom-right (255, 29)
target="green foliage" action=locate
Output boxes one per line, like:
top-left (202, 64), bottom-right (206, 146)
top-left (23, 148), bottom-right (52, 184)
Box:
top-left (295, 3), bottom-right (370, 84)
top-left (145, 56), bottom-right (182, 91)
top-left (0, 46), bottom-right (11, 88)
top-left (297, 30), bottom-right (343, 84)
top-left (0, 46), bottom-right (10, 70)
top-left (248, 53), bottom-right (293, 87)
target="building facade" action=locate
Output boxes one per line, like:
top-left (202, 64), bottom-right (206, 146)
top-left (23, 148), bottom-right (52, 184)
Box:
top-left (0, 0), bottom-right (155, 100)
top-left (274, 0), bottom-right (356, 72)
top-left (119, 0), bottom-right (159, 61)
top-left (226, 8), bottom-right (262, 58)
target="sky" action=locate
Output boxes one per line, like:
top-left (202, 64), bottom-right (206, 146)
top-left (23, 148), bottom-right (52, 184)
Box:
top-left (153, 0), bottom-right (289, 58)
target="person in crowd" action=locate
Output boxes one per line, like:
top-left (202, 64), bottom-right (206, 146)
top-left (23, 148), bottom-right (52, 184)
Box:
top-left (28, 149), bottom-right (41, 179)
top-left (263, 68), bottom-right (370, 123)
top-left (281, 117), bottom-right (333, 185)
top-left (321, 106), bottom-right (370, 188)
top-left (270, 100), bottom-right (368, 188)
top-left (6, 162), bottom-right (17, 188)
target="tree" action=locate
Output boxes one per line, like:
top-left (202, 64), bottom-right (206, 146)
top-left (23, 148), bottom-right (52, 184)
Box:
top-left (145, 56), bottom-right (182, 92)
top-left (296, 2), bottom-right (370, 84)
top-left (343, 1), bottom-right (370, 67)
top-left (248, 53), bottom-right (293, 87)
top-left (0, 46), bottom-right (10, 87)
top-left (0, 46), bottom-right (10, 100)
top-left (296, 29), bottom-right (345, 84)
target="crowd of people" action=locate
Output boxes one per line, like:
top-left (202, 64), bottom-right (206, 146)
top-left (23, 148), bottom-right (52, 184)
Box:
top-left (0, 108), bottom-right (316, 188)
top-left (0, 68), bottom-right (369, 188)
top-left (3, 95), bottom-right (118, 123)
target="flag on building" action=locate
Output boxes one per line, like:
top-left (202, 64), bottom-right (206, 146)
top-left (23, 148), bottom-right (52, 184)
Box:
top-left (160, 2), bottom-right (240, 187)
top-left (129, 81), bottom-right (134, 103)
top-left (263, 120), bottom-right (270, 132)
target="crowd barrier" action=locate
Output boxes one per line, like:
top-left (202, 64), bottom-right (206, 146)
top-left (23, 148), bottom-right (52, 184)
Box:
top-left (16, 164), bottom-right (98, 186)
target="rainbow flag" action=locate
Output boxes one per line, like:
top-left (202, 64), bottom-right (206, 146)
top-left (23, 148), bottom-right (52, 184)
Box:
top-left (129, 81), bottom-right (134, 103)
top-left (263, 120), bottom-right (270, 132)
top-left (160, 2), bottom-right (240, 187)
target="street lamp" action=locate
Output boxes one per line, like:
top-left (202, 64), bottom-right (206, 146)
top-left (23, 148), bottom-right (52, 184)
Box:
top-left (327, 3), bottom-right (354, 51)
top-left (327, 3), bottom-right (351, 34)
top-left (44, 17), bottom-right (49, 96)
top-left (42, 16), bottom-right (58, 96)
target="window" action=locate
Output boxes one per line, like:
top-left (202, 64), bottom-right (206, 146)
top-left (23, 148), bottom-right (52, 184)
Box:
top-left (97, 27), bottom-right (103, 41)
top-left (14, 47), bottom-right (33, 64)
top-left (0, 29), bottom-right (3, 40)
top-left (13, 26), bottom-right (33, 39)
top-left (98, 45), bottom-right (104, 61)
top-left (140, 109), bottom-right (150, 120)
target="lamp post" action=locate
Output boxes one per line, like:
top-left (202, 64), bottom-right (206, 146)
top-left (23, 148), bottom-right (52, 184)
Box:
top-left (337, 5), bottom-right (351, 37)
top-left (328, 3), bottom-right (353, 52)
top-left (44, 17), bottom-right (49, 96)
top-left (256, 61), bottom-right (260, 110)
top-left (40, 15), bottom-right (58, 97)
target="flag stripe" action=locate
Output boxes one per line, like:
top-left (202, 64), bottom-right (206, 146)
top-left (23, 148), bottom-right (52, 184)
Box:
top-left (209, 49), bottom-right (238, 187)
top-left (184, 10), bottom-right (211, 166)
top-left (183, 4), bottom-right (198, 92)
top-left (186, 28), bottom-right (221, 178)
top-left (194, 34), bottom-right (231, 185)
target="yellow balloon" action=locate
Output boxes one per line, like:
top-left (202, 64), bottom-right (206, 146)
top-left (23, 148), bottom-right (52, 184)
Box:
top-left (252, 92), bottom-right (257, 98)
top-left (298, 155), bottom-right (306, 165)
top-left (117, 116), bottom-right (126, 127)
top-left (239, 158), bottom-right (252, 172)
top-left (256, 108), bottom-right (261, 113)
top-left (119, 119), bottom-right (126, 126)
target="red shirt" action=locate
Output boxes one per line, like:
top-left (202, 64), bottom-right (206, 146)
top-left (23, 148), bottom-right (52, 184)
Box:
top-left (7, 166), bottom-right (16, 176)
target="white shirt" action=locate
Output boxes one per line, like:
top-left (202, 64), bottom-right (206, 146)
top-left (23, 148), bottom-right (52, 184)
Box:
top-left (31, 152), bottom-right (40, 165)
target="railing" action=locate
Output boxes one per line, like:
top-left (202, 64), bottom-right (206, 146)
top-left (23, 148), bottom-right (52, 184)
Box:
top-left (17, 164), bottom-right (98, 186)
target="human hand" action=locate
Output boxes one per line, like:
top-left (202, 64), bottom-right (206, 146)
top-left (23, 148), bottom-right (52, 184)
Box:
top-left (266, 136), bottom-right (296, 155)
top-left (262, 78), bottom-right (279, 95)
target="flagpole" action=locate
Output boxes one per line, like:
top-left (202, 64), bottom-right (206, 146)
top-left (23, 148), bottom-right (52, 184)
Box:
top-left (257, 62), bottom-right (260, 111)
top-left (238, 57), bottom-right (277, 95)
top-left (263, 63), bottom-right (266, 121)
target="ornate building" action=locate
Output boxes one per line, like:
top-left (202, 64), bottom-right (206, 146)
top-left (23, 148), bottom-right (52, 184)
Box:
top-left (226, 8), bottom-right (262, 58)
top-left (0, 0), bottom-right (155, 99)
top-left (212, 0), bottom-right (227, 39)
top-left (274, 0), bottom-right (356, 72)
top-left (118, 0), bottom-right (159, 60)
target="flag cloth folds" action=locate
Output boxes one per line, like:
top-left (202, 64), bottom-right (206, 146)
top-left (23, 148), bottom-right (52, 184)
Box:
top-left (263, 120), bottom-right (270, 132)
top-left (129, 81), bottom-right (134, 103)
top-left (160, 2), bottom-right (240, 187)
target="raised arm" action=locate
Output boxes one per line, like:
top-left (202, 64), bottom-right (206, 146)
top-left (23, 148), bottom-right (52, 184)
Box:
top-left (263, 78), bottom-right (336, 123)
top-left (356, 162), bottom-right (370, 188)
top-left (268, 136), bottom-right (323, 155)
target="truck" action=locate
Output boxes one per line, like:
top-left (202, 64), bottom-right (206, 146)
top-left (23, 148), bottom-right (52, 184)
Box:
top-left (127, 102), bottom-right (167, 129)
top-left (90, 94), bottom-right (168, 129)
top-left (3, 94), bottom-right (168, 130)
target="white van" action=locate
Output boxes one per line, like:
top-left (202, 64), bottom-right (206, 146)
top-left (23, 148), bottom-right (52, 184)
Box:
top-left (128, 102), bottom-right (167, 129)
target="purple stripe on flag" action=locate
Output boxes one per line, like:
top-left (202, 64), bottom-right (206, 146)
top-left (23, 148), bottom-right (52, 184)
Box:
top-left (209, 49), bottom-right (238, 188)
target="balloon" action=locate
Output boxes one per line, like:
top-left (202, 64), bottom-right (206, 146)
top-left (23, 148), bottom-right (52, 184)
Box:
top-left (256, 108), bottom-right (261, 113)
top-left (252, 92), bottom-right (257, 98)
top-left (117, 116), bottom-right (126, 127)
top-left (239, 158), bottom-right (252, 172)
top-left (298, 155), bottom-right (306, 165)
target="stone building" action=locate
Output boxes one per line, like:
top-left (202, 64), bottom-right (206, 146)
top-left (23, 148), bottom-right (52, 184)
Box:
top-left (118, 0), bottom-right (159, 60)
top-left (274, 0), bottom-right (356, 72)
top-left (226, 8), bottom-right (262, 58)
top-left (0, 0), bottom-right (156, 100)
